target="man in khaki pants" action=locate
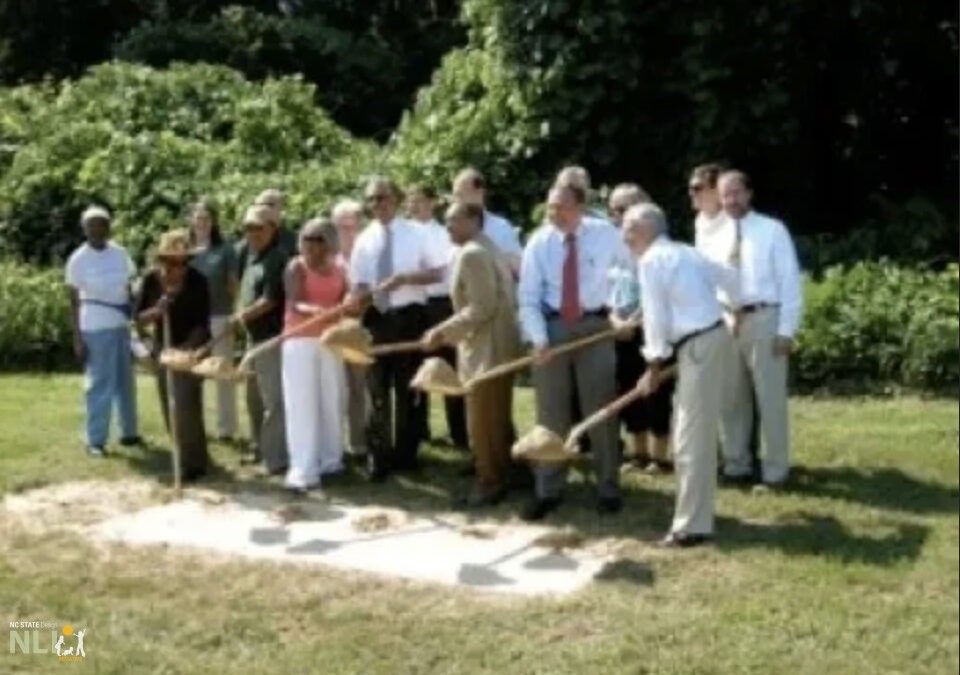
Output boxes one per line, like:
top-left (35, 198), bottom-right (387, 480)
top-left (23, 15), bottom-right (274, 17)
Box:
top-left (625, 203), bottom-right (735, 548)
top-left (422, 202), bottom-right (520, 507)
top-left (714, 171), bottom-right (803, 487)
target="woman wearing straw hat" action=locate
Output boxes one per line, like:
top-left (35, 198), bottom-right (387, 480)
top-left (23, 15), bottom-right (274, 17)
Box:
top-left (280, 218), bottom-right (349, 493)
top-left (65, 205), bottom-right (141, 457)
top-left (135, 229), bottom-right (212, 482)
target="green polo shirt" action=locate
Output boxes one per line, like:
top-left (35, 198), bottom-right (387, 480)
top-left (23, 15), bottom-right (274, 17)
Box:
top-left (238, 236), bottom-right (288, 343)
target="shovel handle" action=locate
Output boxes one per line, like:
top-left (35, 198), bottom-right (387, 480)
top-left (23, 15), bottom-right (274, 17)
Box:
top-left (369, 340), bottom-right (427, 356)
top-left (239, 304), bottom-right (347, 370)
top-left (564, 364), bottom-right (678, 449)
top-left (465, 324), bottom-right (633, 391)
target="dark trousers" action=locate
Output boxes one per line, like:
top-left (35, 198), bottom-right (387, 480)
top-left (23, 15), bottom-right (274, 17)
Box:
top-left (362, 304), bottom-right (428, 470)
top-left (424, 296), bottom-right (469, 447)
top-left (157, 369), bottom-right (209, 473)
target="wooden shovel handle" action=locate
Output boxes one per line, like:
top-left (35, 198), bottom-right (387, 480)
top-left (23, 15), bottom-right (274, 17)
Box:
top-left (239, 304), bottom-right (347, 369)
top-left (564, 364), bottom-right (678, 449)
top-left (465, 324), bottom-right (633, 391)
top-left (369, 340), bottom-right (427, 356)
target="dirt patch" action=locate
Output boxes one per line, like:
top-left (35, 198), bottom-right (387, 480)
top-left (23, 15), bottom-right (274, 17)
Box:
top-left (351, 510), bottom-right (407, 533)
top-left (1, 480), bottom-right (162, 532)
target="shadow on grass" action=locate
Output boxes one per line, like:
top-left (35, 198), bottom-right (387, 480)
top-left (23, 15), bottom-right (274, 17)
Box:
top-left (716, 511), bottom-right (929, 566)
top-left (786, 466), bottom-right (959, 515)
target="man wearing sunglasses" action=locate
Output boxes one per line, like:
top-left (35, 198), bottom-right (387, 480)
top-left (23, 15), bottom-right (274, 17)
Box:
top-left (348, 177), bottom-right (444, 481)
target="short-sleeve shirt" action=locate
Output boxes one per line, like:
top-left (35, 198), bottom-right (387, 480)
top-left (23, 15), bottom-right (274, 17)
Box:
top-left (238, 237), bottom-right (289, 343)
top-left (136, 267), bottom-right (211, 350)
top-left (65, 242), bottom-right (136, 332)
top-left (190, 242), bottom-right (237, 317)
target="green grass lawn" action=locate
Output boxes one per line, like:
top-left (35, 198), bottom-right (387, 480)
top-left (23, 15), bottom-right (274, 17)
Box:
top-left (1, 373), bottom-right (957, 674)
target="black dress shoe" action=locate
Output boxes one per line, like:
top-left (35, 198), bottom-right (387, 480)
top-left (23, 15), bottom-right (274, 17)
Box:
top-left (658, 531), bottom-right (713, 549)
top-left (721, 472), bottom-right (755, 487)
top-left (119, 436), bottom-right (143, 447)
top-left (394, 457), bottom-right (422, 473)
top-left (181, 468), bottom-right (208, 483)
top-left (597, 495), bottom-right (623, 515)
top-left (520, 497), bottom-right (561, 522)
top-left (456, 484), bottom-right (507, 509)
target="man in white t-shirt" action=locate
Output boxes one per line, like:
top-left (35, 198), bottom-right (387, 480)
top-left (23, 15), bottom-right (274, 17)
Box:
top-left (65, 205), bottom-right (139, 456)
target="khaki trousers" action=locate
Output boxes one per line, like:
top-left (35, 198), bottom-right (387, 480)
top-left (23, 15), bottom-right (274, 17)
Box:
top-left (466, 374), bottom-right (515, 490)
top-left (344, 363), bottom-right (369, 454)
top-left (208, 315), bottom-right (238, 438)
top-left (671, 326), bottom-right (727, 536)
top-left (532, 315), bottom-right (619, 500)
top-left (246, 346), bottom-right (288, 472)
top-left (720, 306), bottom-right (790, 483)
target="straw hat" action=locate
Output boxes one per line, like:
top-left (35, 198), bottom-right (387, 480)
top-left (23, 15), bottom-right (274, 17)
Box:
top-left (321, 319), bottom-right (374, 365)
top-left (512, 425), bottom-right (580, 466)
top-left (410, 357), bottom-right (465, 396)
top-left (155, 229), bottom-right (193, 260)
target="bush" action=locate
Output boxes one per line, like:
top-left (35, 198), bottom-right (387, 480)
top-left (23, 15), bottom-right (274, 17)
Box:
top-left (0, 261), bottom-right (73, 371)
top-left (794, 262), bottom-right (959, 392)
top-left (0, 62), bottom-right (376, 265)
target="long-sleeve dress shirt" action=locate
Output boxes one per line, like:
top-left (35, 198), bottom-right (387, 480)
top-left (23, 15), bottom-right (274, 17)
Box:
top-left (518, 217), bottom-right (630, 347)
top-left (638, 236), bottom-right (729, 362)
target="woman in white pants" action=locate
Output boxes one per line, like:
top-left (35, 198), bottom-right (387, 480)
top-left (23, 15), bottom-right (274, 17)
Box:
top-left (189, 198), bottom-right (239, 440)
top-left (281, 219), bottom-right (349, 492)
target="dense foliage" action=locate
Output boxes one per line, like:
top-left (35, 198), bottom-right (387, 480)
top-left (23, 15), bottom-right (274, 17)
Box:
top-left (794, 263), bottom-right (959, 392)
top-left (390, 0), bottom-right (958, 255)
top-left (0, 260), bottom-right (73, 370)
top-left (0, 62), bottom-right (378, 264)
top-left (0, 1), bottom-right (464, 138)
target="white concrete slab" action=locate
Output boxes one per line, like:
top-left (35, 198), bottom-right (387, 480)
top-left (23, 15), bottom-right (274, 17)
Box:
top-left (93, 493), bottom-right (613, 596)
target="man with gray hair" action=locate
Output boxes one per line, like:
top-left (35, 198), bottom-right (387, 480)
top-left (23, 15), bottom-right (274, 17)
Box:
top-left (622, 202), bottom-right (735, 547)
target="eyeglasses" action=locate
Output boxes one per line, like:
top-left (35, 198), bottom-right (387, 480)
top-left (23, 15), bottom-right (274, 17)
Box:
top-left (609, 205), bottom-right (628, 215)
top-left (688, 183), bottom-right (706, 195)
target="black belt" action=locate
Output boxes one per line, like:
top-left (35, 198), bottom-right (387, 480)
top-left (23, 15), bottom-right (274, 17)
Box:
top-left (672, 320), bottom-right (723, 352)
top-left (543, 308), bottom-right (608, 320)
top-left (723, 302), bottom-right (779, 314)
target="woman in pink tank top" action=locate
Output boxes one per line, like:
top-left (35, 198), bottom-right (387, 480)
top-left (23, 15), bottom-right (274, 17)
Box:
top-left (280, 218), bottom-right (348, 493)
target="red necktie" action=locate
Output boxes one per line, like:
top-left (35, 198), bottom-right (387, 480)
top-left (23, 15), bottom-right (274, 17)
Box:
top-left (560, 232), bottom-right (582, 326)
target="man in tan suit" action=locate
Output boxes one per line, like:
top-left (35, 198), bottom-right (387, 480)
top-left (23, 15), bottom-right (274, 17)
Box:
top-left (422, 202), bottom-right (520, 507)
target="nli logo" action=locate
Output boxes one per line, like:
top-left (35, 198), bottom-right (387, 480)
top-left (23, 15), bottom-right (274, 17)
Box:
top-left (8, 620), bottom-right (88, 662)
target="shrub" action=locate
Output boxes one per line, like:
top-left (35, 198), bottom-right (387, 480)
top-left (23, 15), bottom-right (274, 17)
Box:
top-left (0, 261), bottom-right (73, 371)
top-left (794, 262), bottom-right (959, 393)
top-left (0, 62), bottom-right (375, 265)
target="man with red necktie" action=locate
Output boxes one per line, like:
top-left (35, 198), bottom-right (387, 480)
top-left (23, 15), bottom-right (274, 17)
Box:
top-left (517, 183), bottom-right (632, 520)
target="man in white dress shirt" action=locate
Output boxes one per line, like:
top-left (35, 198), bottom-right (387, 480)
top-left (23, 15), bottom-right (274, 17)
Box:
top-left (625, 203), bottom-right (733, 547)
top-left (518, 183), bottom-right (629, 520)
top-left (713, 170), bottom-right (803, 487)
top-left (349, 177), bottom-right (443, 481)
top-left (407, 184), bottom-right (468, 449)
top-left (451, 167), bottom-right (523, 275)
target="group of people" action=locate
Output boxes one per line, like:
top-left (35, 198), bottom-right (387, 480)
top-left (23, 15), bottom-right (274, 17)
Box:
top-left (64, 163), bottom-right (802, 548)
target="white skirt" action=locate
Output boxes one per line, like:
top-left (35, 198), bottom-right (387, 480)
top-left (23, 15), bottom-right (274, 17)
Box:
top-left (281, 338), bottom-right (346, 489)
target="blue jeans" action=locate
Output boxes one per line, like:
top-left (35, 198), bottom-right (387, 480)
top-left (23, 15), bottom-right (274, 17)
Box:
top-left (82, 327), bottom-right (138, 446)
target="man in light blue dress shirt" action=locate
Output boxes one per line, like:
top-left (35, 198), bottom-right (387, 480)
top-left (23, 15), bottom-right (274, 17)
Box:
top-left (517, 183), bottom-right (631, 520)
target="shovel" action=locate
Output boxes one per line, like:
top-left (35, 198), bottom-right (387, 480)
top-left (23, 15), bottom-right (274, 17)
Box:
top-left (413, 324), bottom-right (635, 397)
top-left (238, 304), bottom-right (348, 372)
top-left (161, 308), bottom-right (183, 499)
top-left (564, 364), bottom-right (678, 450)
